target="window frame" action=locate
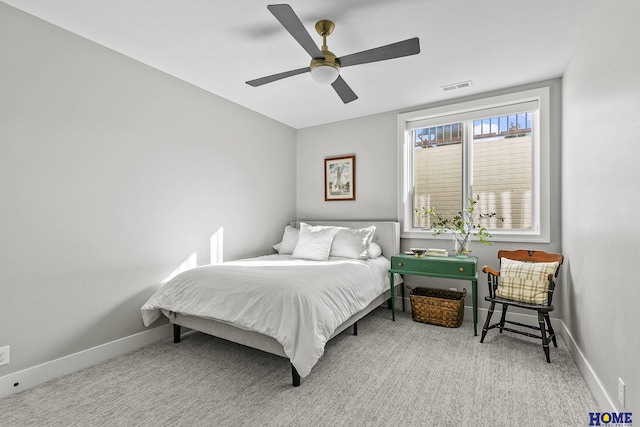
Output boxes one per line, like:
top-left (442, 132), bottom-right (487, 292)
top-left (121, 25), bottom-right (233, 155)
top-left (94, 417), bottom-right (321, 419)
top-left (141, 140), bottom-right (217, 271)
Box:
top-left (397, 87), bottom-right (551, 243)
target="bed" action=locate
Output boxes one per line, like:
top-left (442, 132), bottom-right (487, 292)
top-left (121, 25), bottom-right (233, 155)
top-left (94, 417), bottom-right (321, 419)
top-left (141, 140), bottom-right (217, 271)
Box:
top-left (141, 220), bottom-right (400, 387)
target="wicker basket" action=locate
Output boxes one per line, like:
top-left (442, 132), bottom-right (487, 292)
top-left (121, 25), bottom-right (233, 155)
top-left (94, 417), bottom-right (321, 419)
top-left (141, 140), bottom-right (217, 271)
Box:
top-left (410, 287), bottom-right (466, 328)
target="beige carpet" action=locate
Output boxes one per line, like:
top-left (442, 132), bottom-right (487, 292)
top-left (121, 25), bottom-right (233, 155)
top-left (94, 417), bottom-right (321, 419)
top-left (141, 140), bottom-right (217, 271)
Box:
top-left (0, 308), bottom-right (598, 426)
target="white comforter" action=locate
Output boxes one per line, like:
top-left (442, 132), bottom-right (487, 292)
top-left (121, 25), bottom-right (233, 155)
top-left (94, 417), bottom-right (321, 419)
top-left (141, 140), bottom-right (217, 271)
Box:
top-left (141, 255), bottom-right (391, 377)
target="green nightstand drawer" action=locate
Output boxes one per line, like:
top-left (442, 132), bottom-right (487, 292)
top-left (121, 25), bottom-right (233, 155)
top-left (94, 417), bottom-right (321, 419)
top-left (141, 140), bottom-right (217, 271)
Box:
top-left (390, 254), bottom-right (477, 279)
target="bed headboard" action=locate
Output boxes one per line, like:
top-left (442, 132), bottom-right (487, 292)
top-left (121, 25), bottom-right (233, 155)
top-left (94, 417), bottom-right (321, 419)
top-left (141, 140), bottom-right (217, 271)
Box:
top-left (293, 221), bottom-right (400, 259)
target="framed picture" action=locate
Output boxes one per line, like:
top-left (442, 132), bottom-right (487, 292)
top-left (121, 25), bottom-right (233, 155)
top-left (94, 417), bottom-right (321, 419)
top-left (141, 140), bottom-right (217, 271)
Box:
top-left (324, 155), bottom-right (355, 201)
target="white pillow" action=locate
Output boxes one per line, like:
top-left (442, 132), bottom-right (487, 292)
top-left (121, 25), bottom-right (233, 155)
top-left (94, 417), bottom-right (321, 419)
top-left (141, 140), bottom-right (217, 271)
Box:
top-left (368, 241), bottom-right (383, 258)
top-left (330, 226), bottom-right (376, 259)
top-left (276, 225), bottom-right (300, 254)
top-left (291, 223), bottom-right (338, 261)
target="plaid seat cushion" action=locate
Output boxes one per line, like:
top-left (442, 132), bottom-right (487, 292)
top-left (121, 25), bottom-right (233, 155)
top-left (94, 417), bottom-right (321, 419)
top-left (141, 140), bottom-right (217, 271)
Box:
top-left (496, 258), bottom-right (560, 304)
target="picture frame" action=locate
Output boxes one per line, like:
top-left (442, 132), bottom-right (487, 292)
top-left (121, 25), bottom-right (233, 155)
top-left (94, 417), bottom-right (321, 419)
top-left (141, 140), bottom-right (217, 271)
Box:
top-left (324, 155), bottom-right (355, 201)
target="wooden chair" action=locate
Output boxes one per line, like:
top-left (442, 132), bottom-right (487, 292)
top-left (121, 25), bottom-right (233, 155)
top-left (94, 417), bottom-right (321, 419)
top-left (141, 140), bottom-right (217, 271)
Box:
top-left (480, 250), bottom-right (564, 362)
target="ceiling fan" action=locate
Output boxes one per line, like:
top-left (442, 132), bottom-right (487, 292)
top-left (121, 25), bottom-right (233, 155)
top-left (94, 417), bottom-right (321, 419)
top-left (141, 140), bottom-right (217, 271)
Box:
top-left (246, 4), bottom-right (421, 104)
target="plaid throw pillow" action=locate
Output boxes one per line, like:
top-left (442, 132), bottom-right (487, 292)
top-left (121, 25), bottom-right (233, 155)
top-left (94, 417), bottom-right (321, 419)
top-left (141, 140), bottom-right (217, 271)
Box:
top-left (496, 258), bottom-right (559, 304)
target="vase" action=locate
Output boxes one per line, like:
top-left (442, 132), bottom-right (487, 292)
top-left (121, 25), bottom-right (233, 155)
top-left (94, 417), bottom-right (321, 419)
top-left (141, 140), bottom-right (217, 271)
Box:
top-left (453, 233), bottom-right (471, 258)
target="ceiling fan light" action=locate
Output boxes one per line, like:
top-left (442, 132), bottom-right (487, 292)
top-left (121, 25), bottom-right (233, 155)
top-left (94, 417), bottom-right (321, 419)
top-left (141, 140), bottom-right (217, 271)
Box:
top-left (310, 64), bottom-right (339, 85)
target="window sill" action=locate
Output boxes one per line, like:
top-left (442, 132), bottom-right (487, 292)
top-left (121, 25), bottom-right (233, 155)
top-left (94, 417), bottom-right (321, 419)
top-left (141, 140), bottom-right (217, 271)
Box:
top-left (400, 229), bottom-right (550, 244)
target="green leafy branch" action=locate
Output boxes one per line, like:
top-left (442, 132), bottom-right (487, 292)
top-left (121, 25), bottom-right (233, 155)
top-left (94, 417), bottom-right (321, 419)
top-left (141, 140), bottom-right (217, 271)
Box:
top-left (415, 195), bottom-right (504, 249)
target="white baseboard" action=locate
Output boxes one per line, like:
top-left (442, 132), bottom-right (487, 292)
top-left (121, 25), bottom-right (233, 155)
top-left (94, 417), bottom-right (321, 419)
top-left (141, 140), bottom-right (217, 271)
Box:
top-left (398, 297), bottom-right (610, 411)
top-left (2, 304), bottom-right (611, 412)
top-left (0, 324), bottom-right (172, 400)
top-left (558, 320), bottom-right (614, 412)
top-left (396, 297), bottom-right (561, 330)
top-left (465, 305), bottom-right (562, 330)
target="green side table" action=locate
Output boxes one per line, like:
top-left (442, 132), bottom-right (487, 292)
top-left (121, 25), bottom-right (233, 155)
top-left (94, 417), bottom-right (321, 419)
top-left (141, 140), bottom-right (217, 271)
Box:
top-left (389, 253), bottom-right (479, 335)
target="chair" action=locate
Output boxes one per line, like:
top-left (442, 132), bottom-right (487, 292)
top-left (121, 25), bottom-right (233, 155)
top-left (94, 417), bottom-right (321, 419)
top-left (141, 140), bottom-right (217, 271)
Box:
top-left (480, 250), bottom-right (564, 362)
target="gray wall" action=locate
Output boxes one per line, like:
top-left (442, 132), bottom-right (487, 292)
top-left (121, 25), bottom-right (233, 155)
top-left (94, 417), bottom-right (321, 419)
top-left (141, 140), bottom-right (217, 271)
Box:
top-left (562, 0), bottom-right (639, 412)
top-left (296, 79), bottom-right (563, 314)
top-left (0, 4), bottom-right (296, 375)
top-left (2, 0), bottom-right (637, 414)
top-left (295, 0), bottom-right (640, 412)
top-left (296, 112), bottom-right (399, 221)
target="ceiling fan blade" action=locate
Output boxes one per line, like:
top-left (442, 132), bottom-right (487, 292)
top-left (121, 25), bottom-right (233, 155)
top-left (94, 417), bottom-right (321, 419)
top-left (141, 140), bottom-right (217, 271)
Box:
top-left (331, 76), bottom-right (358, 104)
top-left (338, 37), bottom-right (420, 68)
top-left (246, 67), bottom-right (310, 87)
top-left (267, 4), bottom-right (324, 59)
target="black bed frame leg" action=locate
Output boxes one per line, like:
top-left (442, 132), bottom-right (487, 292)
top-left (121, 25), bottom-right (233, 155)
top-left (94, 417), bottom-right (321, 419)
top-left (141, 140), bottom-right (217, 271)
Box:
top-left (291, 364), bottom-right (301, 387)
top-left (353, 321), bottom-right (358, 336)
top-left (173, 324), bottom-right (181, 343)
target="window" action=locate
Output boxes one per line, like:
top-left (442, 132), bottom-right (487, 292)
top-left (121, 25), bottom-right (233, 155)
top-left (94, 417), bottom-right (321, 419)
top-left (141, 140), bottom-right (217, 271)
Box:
top-left (398, 87), bottom-right (550, 242)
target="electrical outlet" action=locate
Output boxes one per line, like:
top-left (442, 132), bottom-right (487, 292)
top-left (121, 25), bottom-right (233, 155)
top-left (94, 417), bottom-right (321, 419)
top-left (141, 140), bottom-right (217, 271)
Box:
top-left (0, 346), bottom-right (9, 366)
top-left (449, 287), bottom-right (458, 292)
top-left (618, 377), bottom-right (625, 407)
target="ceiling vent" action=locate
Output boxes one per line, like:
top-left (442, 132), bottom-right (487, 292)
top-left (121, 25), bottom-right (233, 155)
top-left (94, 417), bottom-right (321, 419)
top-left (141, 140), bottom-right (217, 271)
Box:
top-left (442, 80), bottom-right (472, 91)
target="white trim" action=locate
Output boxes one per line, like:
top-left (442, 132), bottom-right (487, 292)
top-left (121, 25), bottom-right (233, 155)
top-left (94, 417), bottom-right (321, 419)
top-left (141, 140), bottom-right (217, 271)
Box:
top-left (397, 86), bottom-right (551, 243)
top-left (0, 324), bottom-right (172, 399)
top-left (396, 296), bottom-right (607, 411)
top-left (558, 320), bottom-right (613, 412)
top-left (1, 311), bottom-right (610, 413)
top-left (396, 296), bottom-right (561, 329)
top-left (405, 99), bottom-right (540, 130)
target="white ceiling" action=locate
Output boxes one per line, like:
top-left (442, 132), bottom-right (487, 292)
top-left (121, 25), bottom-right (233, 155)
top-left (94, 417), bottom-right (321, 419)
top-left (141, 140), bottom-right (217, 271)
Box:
top-left (4, 0), bottom-right (594, 129)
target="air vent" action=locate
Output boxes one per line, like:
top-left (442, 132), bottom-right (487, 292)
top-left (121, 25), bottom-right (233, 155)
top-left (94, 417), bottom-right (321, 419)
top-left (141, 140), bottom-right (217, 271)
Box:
top-left (442, 80), bottom-right (472, 92)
